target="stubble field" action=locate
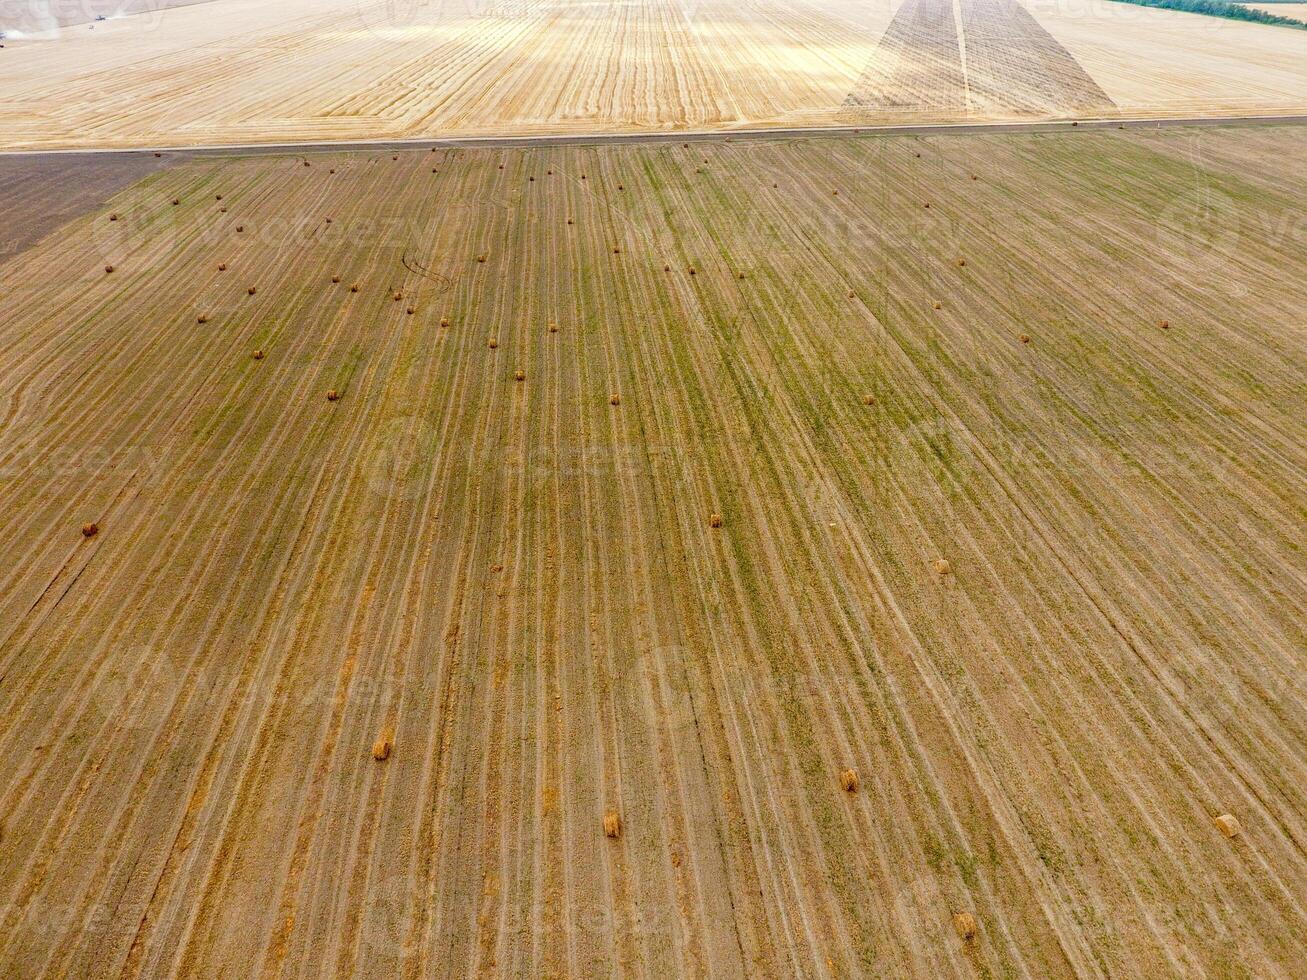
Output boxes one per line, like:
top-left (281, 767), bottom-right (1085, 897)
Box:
top-left (0, 127), bottom-right (1304, 977)
top-left (3, 0), bottom-right (1307, 148)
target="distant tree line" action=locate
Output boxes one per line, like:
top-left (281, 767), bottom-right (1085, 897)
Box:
top-left (1109, 0), bottom-right (1307, 27)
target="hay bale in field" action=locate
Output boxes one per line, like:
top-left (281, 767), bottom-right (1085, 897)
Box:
top-left (109, 213), bottom-right (118, 221)
top-left (603, 811), bottom-right (622, 839)
top-left (613, 246), bottom-right (621, 254)
top-left (104, 265), bottom-right (114, 274)
top-left (441, 317), bottom-right (451, 327)
top-left (529, 176), bottom-right (535, 182)
top-left (332, 275), bottom-right (341, 284)
top-left (933, 302), bottom-right (942, 310)
top-left (498, 164), bottom-right (504, 170)
top-left (81, 522), bottom-right (98, 538)
top-left (971, 174), bottom-right (978, 181)
top-left (350, 284), bottom-right (360, 293)
top-left (548, 322), bottom-right (559, 333)
top-left (252, 349), bottom-right (264, 360)
top-left (738, 272), bottom-right (746, 280)
top-left (515, 370), bottom-right (525, 381)
top-left (618, 184), bottom-right (624, 191)
top-left (1019, 334), bottom-right (1031, 344)
top-left (197, 314), bottom-right (209, 323)
top-left (392, 155), bottom-right (398, 161)
top-left (236, 226), bottom-right (244, 234)
top-left (407, 306), bottom-right (416, 315)
top-left (219, 207), bottom-right (227, 213)
top-left (581, 174), bottom-right (586, 180)
top-left (923, 202), bottom-right (931, 209)
top-left (477, 253), bottom-right (488, 263)
top-left (957, 259), bottom-right (966, 268)
top-left (933, 558), bottom-right (951, 576)
top-left (330, 169), bottom-right (336, 174)
top-left (392, 291), bottom-right (402, 301)
top-left (218, 263), bottom-right (227, 271)
top-left (848, 290), bottom-right (855, 299)
top-left (863, 394), bottom-right (875, 406)
top-left (1159, 319), bottom-right (1170, 330)
top-left (304, 161), bottom-right (311, 168)
top-left (247, 286), bottom-right (257, 296)
top-left (325, 217), bottom-right (333, 224)
top-left (567, 219), bottom-right (574, 225)
top-left (371, 731), bottom-right (392, 761)
top-left (953, 912), bottom-right (978, 942)
top-left (327, 389), bottom-right (340, 402)
top-left (1214, 814), bottom-right (1241, 838)
top-left (709, 513), bottom-right (723, 528)
top-left (688, 267), bottom-right (696, 276)
top-left (216, 194), bottom-right (223, 201)
top-left (840, 768), bottom-right (859, 792)
top-left (172, 198), bottom-right (180, 206)
top-left (610, 393), bottom-right (621, 406)
top-left (547, 169), bottom-right (553, 175)
top-left (488, 338), bottom-right (498, 349)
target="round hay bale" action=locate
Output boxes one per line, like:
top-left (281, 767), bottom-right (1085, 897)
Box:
top-left (236, 225), bottom-right (244, 233)
top-left (326, 389), bottom-right (340, 402)
top-left (1214, 813), bottom-right (1241, 838)
top-left (392, 291), bottom-right (402, 301)
top-left (304, 160), bottom-right (310, 167)
top-left (252, 349), bottom-right (264, 360)
top-left (971, 174), bottom-right (978, 181)
top-left (197, 314), bottom-right (209, 324)
top-left (109, 213), bottom-right (118, 222)
top-left (172, 198), bottom-right (180, 206)
top-left (709, 513), bottom-right (723, 528)
top-left (104, 265), bottom-right (114, 274)
top-left (581, 174), bottom-right (586, 180)
top-left (247, 286), bottom-right (257, 296)
top-left (350, 284), bottom-right (360, 293)
top-left (957, 259), bottom-right (967, 268)
top-left (840, 768), bottom-right (859, 792)
top-left (688, 267), bottom-right (696, 276)
top-left (81, 522), bottom-right (99, 538)
top-left (603, 811), bottom-right (622, 839)
top-left (219, 207), bottom-right (227, 213)
top-left (514, 370), bottom-right (525, 381)
top-left (218, 263), bottom-right (227, 271)
top-left (440, 317), bottom-right (451, 327)
top-left (613, 246), bottom-right (621, 254)
top-left (567, 219), bottom-right (574, 225)
top-left (738, 272), bottom-right (746, 280)
top-left (609, 393), bottom-right (621, 406)
top-left (488, 338), bottom-right (498, 349)
top-left (477, 254), bottom-right (488, 263)
top-left (407, 306), bottom-right (415, 315)
top-left (953, 912), bottom-right (978, 942)
top-left (1159, 319), bottom-right (1170, 330)
top-left (392, 155), bottom-right (398, 161)
top-left (933, 558), bottom-right (951, 576)
top-left (617, 184), bottom-right (624, 191)
top-left (933, 301), bottom-right (942, 310)
top-left (325, 217), bottom-right (333, 224)
top-left (529, 176), bottom-right (535, 182)
top-left (371, 732), bottom-right (392, 761)
top-left (863, 394), bottom-right (875, 406)
top-left (848, 290), bottom-right (855, 299)
top-left (548, 322), bottom-right (559, 333)
top-left (331, 275), bottom-right (341, 284)
top-left (1019, 334), bottom-right (1031, 344)
top-left (923, 201), bottom-right (931, 208)
top-left (216, 194), bottom-right (223, 201)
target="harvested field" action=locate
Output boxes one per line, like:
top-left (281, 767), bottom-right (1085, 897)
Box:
top-left (3, 0), bottom-right (1307, 148)
top-left (0, 127), bottom-right (1305, 977)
